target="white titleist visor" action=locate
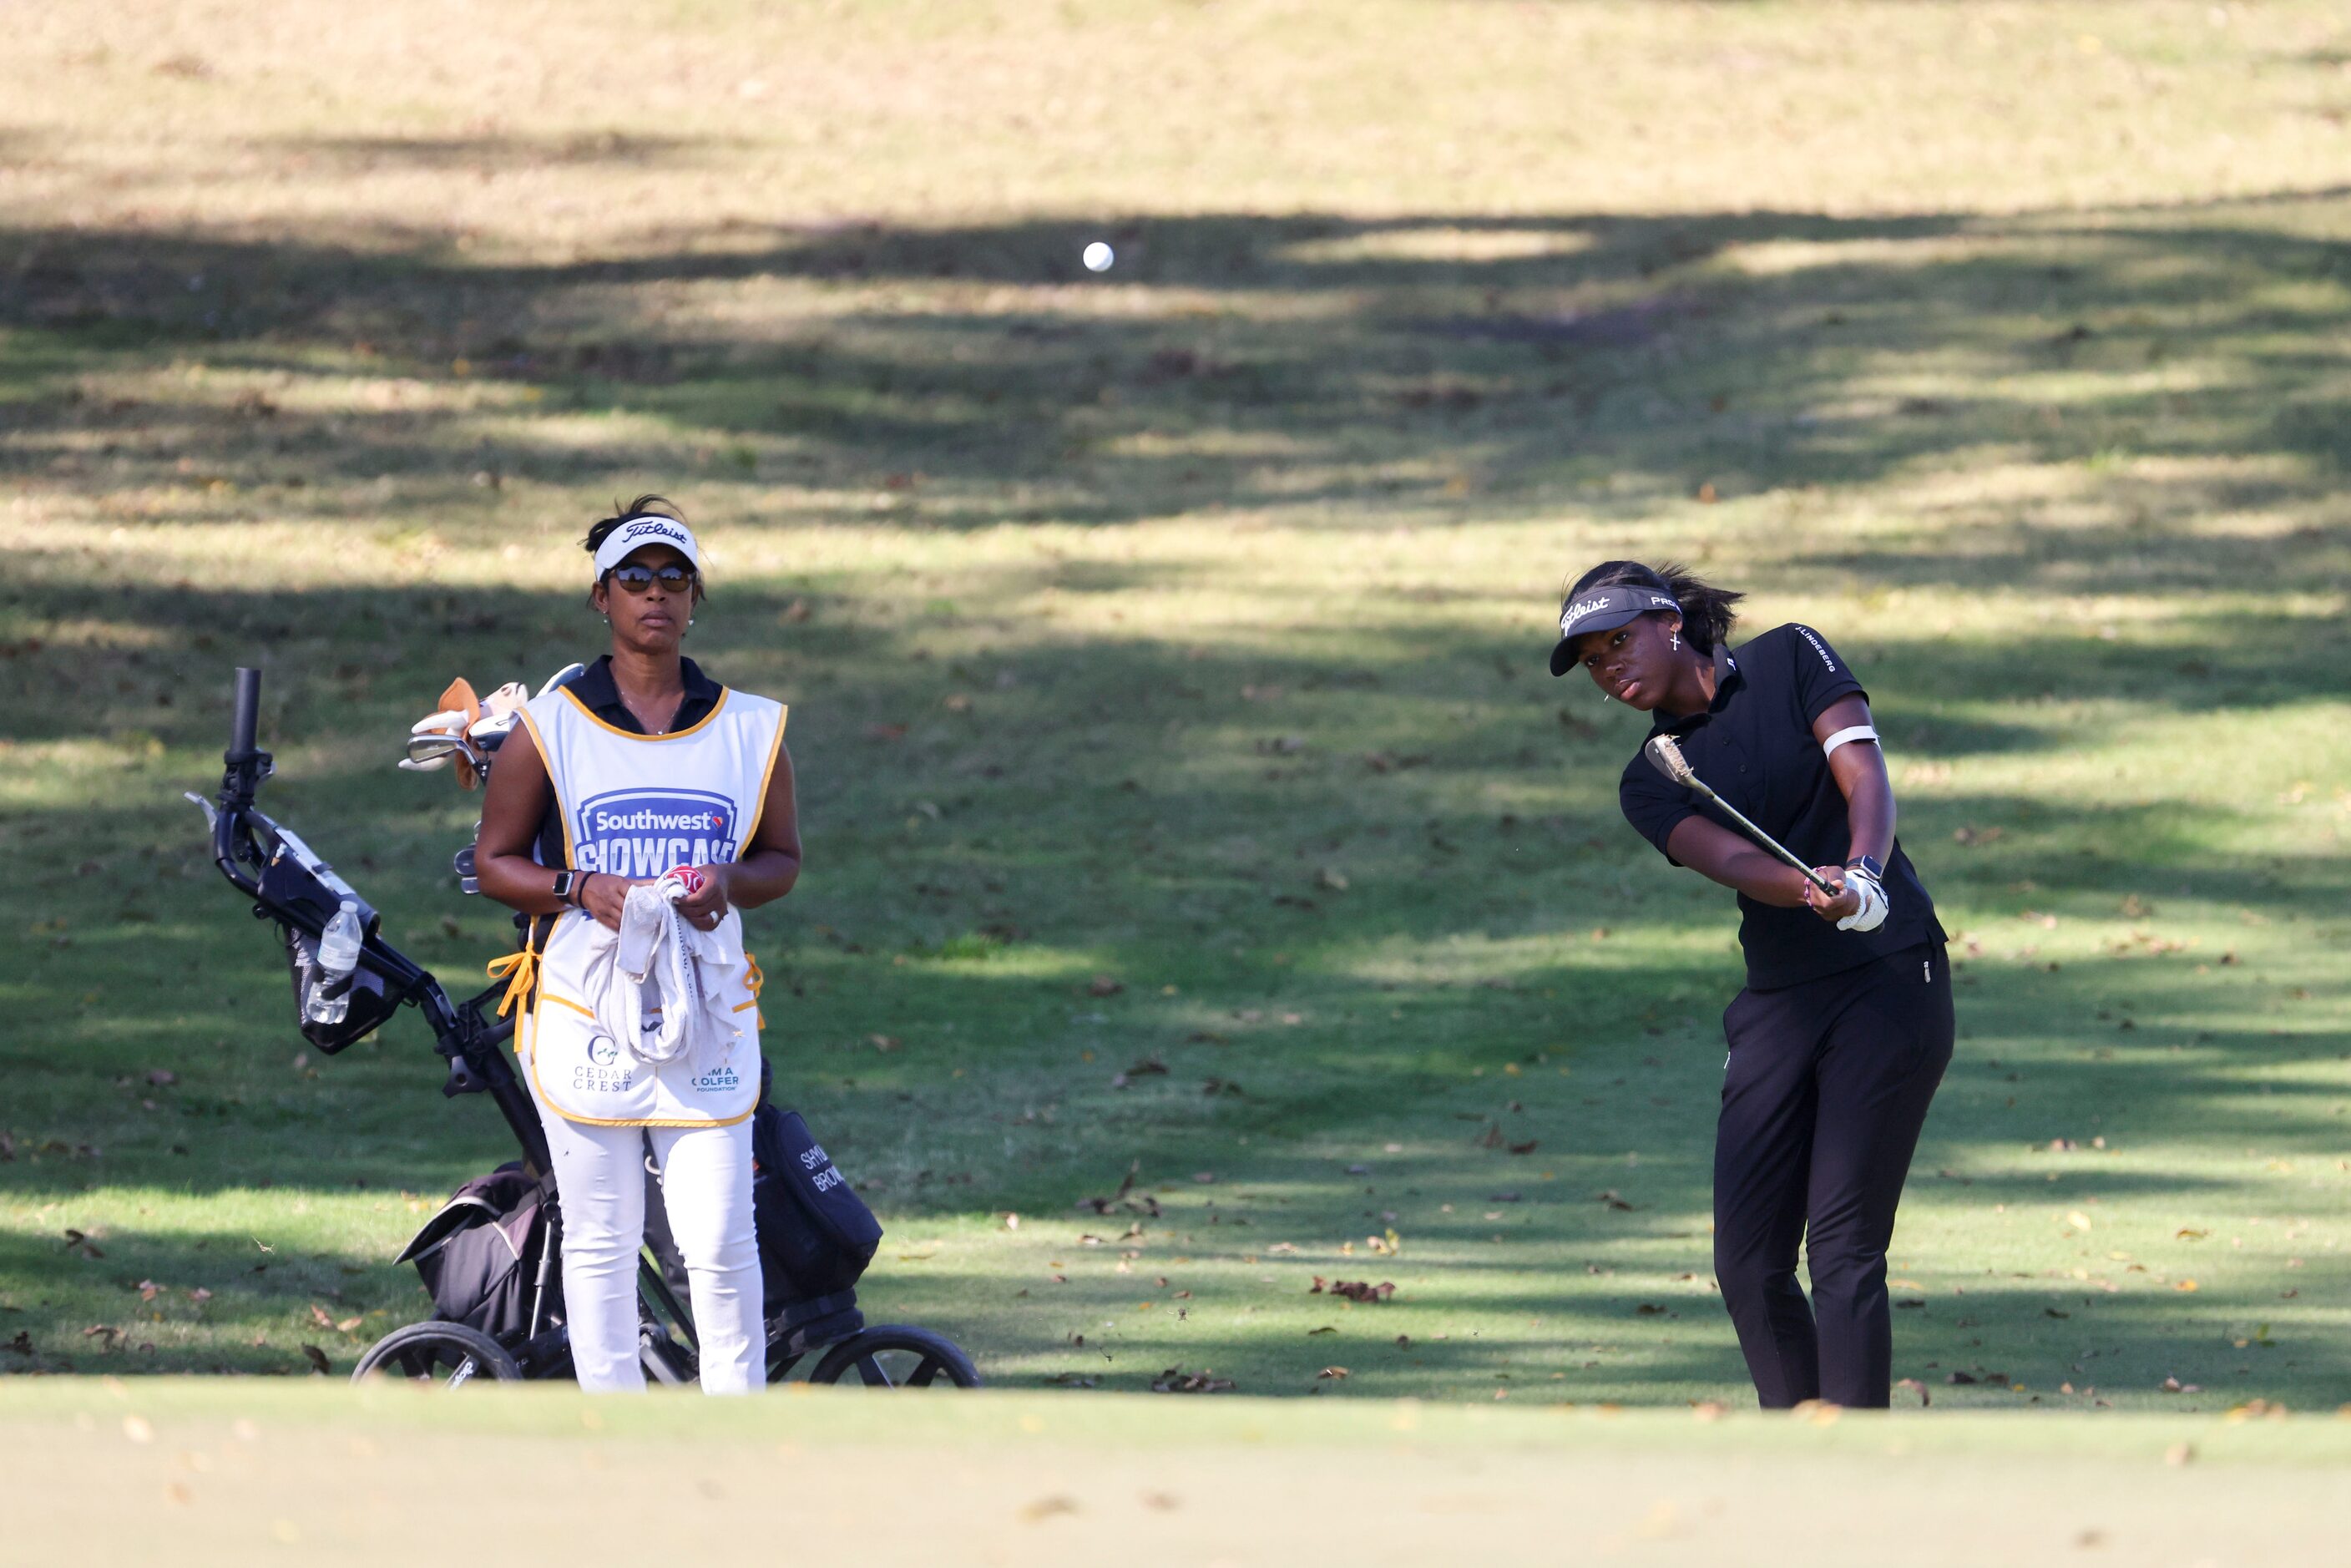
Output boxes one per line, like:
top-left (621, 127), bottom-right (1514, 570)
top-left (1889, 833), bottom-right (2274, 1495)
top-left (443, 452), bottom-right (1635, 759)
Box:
top-left (591, 515), bottom-right (700, 584)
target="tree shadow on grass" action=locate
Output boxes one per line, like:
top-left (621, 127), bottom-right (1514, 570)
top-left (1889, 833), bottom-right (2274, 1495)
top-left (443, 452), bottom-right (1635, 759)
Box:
top-left (3, 189), bottom-right (2347, 539)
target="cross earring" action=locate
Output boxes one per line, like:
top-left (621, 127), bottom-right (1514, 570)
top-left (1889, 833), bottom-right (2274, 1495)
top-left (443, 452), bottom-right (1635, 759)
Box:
top-left (1671, 631), bottom-right (1680, 651)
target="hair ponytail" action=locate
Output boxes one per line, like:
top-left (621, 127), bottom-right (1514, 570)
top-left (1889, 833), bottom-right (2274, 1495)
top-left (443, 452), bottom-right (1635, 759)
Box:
top-left (1565, 559), bottom-right (1742, 654)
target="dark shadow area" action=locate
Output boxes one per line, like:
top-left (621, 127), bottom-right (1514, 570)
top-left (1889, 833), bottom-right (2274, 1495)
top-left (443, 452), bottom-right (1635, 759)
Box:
top-left (3, 193), bottom-right (2348, 549)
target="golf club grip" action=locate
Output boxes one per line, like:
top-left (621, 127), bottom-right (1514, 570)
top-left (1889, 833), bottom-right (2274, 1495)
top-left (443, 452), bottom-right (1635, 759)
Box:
top-left (230, 667), bottom-right (261, 756)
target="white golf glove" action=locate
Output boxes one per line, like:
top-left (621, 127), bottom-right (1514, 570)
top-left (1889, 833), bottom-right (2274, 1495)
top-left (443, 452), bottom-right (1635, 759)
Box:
top-left (1836, 864), bottom-right (1889, 933)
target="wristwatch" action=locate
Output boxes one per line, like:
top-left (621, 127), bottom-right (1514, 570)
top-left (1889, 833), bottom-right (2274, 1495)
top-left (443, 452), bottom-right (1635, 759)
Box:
top-left (1843, 855), bottom-right (1884, 881)
top-left (551, 868), bottom-right (580, 905)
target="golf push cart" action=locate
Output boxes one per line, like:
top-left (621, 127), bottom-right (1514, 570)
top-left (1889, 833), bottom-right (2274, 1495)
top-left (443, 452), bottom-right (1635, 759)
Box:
top-left (195, 665), bottom-right (980, 1390)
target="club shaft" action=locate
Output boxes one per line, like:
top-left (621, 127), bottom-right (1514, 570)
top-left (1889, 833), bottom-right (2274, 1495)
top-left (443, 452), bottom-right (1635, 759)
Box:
top-left (1686, 781), bottom-right (1839, 894)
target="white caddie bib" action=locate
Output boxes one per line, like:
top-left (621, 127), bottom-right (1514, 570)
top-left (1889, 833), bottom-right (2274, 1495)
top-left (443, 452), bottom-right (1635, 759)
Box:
top-left (515, 683), bottom-right (786, 1127)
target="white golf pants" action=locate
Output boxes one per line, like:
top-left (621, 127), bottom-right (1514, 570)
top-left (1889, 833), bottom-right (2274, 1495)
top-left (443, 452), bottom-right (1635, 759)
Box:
top-left (533, 1103), bottom-right (765, 1395)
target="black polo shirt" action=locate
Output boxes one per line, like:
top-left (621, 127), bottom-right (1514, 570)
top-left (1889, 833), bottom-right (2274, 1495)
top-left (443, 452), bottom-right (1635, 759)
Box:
top-left (1617, 623), bottom-right (1943, 991)
top-left (533, 655), bottom-right (724, 868)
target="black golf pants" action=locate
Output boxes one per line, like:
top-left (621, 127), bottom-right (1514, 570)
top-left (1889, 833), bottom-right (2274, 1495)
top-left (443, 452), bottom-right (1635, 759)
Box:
top-left (1713, 943), bottom-right (1954, 1409)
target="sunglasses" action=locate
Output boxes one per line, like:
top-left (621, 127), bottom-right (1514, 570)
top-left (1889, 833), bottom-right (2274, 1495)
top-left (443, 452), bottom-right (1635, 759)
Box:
top-left (607, 562), bottom-right (697, 594)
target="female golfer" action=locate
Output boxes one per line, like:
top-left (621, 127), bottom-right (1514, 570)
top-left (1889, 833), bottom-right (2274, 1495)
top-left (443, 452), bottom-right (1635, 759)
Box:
top-left (1550, 560), bottom-right (1952, 1409)
top-left (474, 496), bottom-right (799, 1393)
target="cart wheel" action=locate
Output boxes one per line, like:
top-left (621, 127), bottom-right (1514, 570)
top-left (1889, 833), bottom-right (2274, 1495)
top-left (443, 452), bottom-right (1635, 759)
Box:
top-left (806, 1326), bottom-right (981, 1389)
top-left (352, 1322), bottom-right (523, 1387)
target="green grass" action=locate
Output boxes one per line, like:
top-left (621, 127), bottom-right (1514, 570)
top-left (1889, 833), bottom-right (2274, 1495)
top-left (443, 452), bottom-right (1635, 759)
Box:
top-left (3, 0), bottom-right (2349, 1421)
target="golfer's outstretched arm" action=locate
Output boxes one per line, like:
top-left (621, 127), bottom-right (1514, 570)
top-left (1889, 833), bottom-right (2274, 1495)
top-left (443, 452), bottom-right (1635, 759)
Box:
top-left (1813, 695), bottom-right (1893, 867)
top-left (1663, 816), bottom-right (1818, 908)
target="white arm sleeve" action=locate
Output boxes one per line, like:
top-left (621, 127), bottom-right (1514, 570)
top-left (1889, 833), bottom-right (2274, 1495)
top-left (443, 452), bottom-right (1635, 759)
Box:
top-left (1822, 724), bottom-right (1879, 758)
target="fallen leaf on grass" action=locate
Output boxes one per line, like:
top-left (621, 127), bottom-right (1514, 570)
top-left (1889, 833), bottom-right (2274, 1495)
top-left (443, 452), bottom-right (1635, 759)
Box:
top-left (2176, 1228), bottom-right (2208, 1242)
top-left (1311, 1278), bottom-right (1396, 1303)
top-left (1508, 1140), bottom-right (1540, 1156)
top-left (62, 1229), bottom-right (104, 1259)
top-left (1150, 1367), bottom-right (1235, 1394)
top-left (1308, 1326), bottom-right (1337, 1336)
top-left (1087, 974), bottom-right (1125, 998)
top-left (1017, 1496), bottom-right (1080, 1522)
top-left (1634, 1303), bottom-right (1672, 1318)
top-left (301, 1345), bottom-right (331, 1375)
top-left (1895, 1379), bottom-right (1930, 1407)
top-left (4, 1331), bottom-right (29, 1355)
top-left (1317, 1366), bottom-right (1350, 1380)
top-left (1595, 1191), bottom-right (1636, 1211)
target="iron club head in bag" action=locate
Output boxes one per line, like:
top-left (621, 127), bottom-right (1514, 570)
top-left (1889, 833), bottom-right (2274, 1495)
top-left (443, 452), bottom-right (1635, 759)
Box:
top-left (1642, 735), bottom-right (1840, 895)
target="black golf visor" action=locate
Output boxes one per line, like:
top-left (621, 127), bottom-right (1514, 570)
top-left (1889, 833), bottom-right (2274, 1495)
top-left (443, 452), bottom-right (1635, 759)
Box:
top-left (1547, 585), bottom-right (1683, 675)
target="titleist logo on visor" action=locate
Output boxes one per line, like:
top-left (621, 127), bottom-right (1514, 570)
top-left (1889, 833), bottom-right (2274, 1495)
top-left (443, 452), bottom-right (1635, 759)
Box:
top-left (1559, 589), bottom-right (1679, 635)
top-left (618, 518), bottom-right (690, 549)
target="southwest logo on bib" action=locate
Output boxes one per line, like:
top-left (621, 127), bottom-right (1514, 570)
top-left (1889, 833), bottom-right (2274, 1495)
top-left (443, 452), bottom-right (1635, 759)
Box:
top-left (574, 787), bottom-right (741, 877)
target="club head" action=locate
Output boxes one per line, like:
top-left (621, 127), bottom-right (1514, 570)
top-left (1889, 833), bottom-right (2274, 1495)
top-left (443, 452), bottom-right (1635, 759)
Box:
top-left (1643, 734), bottom-right (1698, 787)
top-left (406, 731), bottom-right (468, 767)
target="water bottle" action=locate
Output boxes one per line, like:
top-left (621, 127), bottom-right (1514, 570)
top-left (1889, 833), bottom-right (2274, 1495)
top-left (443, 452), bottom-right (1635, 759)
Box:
top-left (307, 899), bottom-right (362, 1026)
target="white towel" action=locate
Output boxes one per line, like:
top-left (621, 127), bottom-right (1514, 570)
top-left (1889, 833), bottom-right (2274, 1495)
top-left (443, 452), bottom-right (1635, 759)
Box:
top-left (578, 870), bottom-right (743, 1067)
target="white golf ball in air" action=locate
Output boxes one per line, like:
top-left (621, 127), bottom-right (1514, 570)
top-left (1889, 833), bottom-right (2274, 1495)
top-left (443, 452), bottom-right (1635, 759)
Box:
top-left (1082, 241), bottom-right (1115, 273)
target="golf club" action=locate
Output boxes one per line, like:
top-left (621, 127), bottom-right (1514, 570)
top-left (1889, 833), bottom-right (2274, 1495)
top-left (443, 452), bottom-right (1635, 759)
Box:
top-left (1643, 735), bottom-right (1841, 896)
top-left (402, 730), bottom-right (483, 773)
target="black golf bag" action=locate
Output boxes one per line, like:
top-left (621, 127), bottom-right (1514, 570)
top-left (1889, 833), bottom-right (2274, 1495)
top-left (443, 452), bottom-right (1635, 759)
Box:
top-left (397, 1162), bottom-right (561, 1340)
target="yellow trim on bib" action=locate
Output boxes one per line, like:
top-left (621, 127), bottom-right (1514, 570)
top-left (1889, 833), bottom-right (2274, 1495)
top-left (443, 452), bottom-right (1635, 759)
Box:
top-left (513, 705), bottom-right (578, 867)
top-left (540, 994), bottom-right (596, 1020)
top-left (559, 685), bottom-right (734, 743)
top-left (735, 706), bottom-right (790, 853)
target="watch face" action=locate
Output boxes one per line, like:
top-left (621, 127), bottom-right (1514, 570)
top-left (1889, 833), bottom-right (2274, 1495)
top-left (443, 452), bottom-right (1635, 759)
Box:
top-left (1848, 856), bottom-right (1883, 879)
